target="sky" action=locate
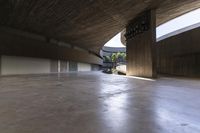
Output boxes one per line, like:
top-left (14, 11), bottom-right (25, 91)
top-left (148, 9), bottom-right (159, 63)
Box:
top-left (104, 8), bottom-right (200, 48)
top-left (104, 33), bottom-right (125, 47)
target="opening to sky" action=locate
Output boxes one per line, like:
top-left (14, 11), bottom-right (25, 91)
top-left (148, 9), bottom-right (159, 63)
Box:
top-left (156, 8), bottom-right (200, 38)
top-left (104, 8), bottom-right (200, 48)
top-left (104, 33), bottom-right (125, 48)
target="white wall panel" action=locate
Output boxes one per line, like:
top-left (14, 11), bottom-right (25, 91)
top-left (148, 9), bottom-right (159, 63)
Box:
top-left (78, 63), bottom-right (91, 71)
top-left (1, 56), bottom-right (50, 75)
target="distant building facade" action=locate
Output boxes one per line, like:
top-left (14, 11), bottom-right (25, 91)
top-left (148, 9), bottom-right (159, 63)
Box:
top-left (101, 46), bottom-right (126, 70)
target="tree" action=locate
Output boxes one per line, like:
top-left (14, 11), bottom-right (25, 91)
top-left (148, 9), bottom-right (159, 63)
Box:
top-left (121, 53), bottom-right (126, 62)
top-left (114, 52), bottom-right (126, 63)
top-left (111, 53), bottom-right (118, 68)
top-left (103, 56), bottom-right (111, 62)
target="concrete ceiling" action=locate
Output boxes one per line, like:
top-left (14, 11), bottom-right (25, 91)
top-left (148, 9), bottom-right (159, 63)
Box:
top-left (0, 0), bottom-right (200, 54)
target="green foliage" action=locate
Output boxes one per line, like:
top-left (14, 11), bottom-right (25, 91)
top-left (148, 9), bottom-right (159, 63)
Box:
top-left (105, 56), bottom-right (111, 62)
top-left (103, 52), bottom-right (126, 69)
top-left (111, 52), bottom-right (126, 63)
top-left (103, 56), bottom-right (111, 62)
top-left (111, 53), bottom-right (117, 62)
top-left (121, 53), bottom-right (126, 61)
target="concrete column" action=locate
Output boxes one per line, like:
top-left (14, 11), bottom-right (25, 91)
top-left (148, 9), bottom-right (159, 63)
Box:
top-left (60, 60), bottom-right (68, 73)
top-left (125, 9), bottom-right (157, 78)
top-left (0, 56), bottom-right (1, 75)
top-left (67, 61), bottom-right (69, 72)
top-left (58, 60), bottom-right (61, 73)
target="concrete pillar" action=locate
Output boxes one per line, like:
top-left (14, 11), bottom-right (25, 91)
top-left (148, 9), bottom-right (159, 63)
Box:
top-left (58, 60), bottom-right (61, 73)
top-left (60, 60), bottom-right (68, 72)
top-left (0, 56), bottom-right (1, 75)
top-left (125, 10), bottom-right (157, 78)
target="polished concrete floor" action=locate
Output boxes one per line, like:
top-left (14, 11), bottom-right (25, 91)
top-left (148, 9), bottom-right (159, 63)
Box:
top-left (0, 72), bottom-right (200, 133)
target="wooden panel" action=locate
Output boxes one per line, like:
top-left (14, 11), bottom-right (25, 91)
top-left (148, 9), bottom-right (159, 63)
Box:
top-left (126, 10), bottom-right (156, 78)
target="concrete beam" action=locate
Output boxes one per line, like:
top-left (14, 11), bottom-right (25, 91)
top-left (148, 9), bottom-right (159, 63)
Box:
top-left (126, 10), bottom-right (157, 78)
top-left (0, 28), bottom-right (102, 65)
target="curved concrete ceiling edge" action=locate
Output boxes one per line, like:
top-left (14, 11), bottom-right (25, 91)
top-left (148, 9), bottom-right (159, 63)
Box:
top-left (0, 0), bottom-right (200, 55)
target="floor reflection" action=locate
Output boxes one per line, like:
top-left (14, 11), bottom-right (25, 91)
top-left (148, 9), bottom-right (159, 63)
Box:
top-left (1, 73), bottom-right (200, 133)
top-left (101, 93), bottom-right (129, 132)
top-left (98, 77), bottom-right (129, 132)
top-left (98, 75), bottom-right (159, 133)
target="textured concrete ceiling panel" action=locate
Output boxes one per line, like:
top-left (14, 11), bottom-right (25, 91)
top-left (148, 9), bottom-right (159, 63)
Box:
top-left (0, 0), bottom-right (200, 54)
top-left (157, 0), bottom-right (200, 25)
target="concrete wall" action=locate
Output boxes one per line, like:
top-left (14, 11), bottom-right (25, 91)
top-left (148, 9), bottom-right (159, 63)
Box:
top-left (0, 27), bottom-right (103, 65)
top-left (126, 10), bottom-right (156, 78)
top-left (78, 63), bottom-right (91, 71)
top-left (0, 56), bottom-right (99, 75)
top-left (1, 56), bottom-right (50, 75)
top-left (91, 64), bottom-right (100, 71)
top-left (50, 60), bottom-right (58, 73)
top-left (0, 27), bottom-right (102, 75)
top-left (157, 26), bottom-right (200, 77)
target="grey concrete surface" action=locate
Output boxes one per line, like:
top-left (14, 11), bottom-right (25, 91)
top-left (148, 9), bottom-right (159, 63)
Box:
top-left (0, 72), bottom-right (200, 133)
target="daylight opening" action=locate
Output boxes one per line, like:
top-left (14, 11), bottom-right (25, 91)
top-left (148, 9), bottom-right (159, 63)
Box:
top-left (157, 8), bottom-right (200, 40)
top-left (102, 8), bottom-right (200, 75)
